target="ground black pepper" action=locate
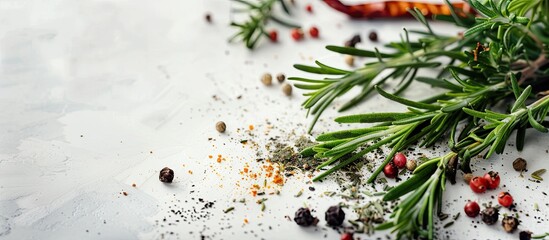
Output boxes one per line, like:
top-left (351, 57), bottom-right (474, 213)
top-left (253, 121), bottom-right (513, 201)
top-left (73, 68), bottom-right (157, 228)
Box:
top-left (325, 205), bottom-right (345, 226)
top-left (159, 167), bottom-right (175, 183)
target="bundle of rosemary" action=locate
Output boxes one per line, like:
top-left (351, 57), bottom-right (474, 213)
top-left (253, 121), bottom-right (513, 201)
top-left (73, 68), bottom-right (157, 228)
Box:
top-left (291, 0), bottom-right (549, 238)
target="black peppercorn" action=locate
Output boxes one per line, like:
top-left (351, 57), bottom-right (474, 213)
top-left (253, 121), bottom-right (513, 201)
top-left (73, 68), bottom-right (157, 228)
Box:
top-left (294, 208), bottom-right (318, 226)
top-left (205, 13), bottom-right (212, 23)
top-left (501, 215), bottom-right (519, 233)
top-left (519, 231), bottom-right (532, 240)
top-left (368, 31), bottom-right (378, 42)
top-left (325, 205), bottom-right (345, 226)
top-left (159, 167), bottom-right (174, 183)
top-left (344, 34), bottom-right (362, 47)
top-left (481, 206), bottom-right (499, 225)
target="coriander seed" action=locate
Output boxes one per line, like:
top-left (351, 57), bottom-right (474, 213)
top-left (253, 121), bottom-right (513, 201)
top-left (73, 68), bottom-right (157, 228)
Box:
top-left (513, 157), bottom-right (527, 171)
top-left (282, 83), bottom-right (292, 96)
top-left (276, 73), bottom-right (285, 83)
top-left (344, 55), bottom-right (354, 67)
top-left (216, 121), bottom-right (226, 133)
top-left (261, 73), bottom-right (273, 86)
top-left (406, 159), bottom-right (417, 171)
top-left (463, 173), bottom-right (473, 183)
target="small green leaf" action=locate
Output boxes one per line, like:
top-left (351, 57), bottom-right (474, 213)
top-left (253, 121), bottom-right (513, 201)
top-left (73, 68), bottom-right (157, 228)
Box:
top-left (335, 112), bottom-right (417, 123)
top-left (376, 86), bottom-right (440, 110)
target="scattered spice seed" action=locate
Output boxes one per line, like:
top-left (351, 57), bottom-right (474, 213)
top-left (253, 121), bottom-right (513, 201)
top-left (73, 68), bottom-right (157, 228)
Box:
top-left (344, 55), bottom-right (354, 67)
top-left (519, 231), bottom-right (532, 240)
top-left (406, 159), bottom-right (417, 171)
top-left (340, 232), bottom-right (353, 240)
top-left (205, 13), bottom-right (212, 23)
top-left (131, 183), bottom-right (136, 187)
top-left (282, 83), bottom-right (292, 96)
top-left (305, 4), bottom-right (313, 13)
top-left (276, 73), bottom-right (285, 83)
top-left (309, 26), bottom-right (319, 38)
top-left (159, 167), bottom-right (174, 183)
top-left (294, 208), bottom-right (318, 226)
top-left (216, 121), bottom-right (226, 133)
top-left (261, 73), bottom-right (273, 86)
top-left (223, 207), bottom-right (235, 213)
top-left (513, 157), bottom-right (527, 171)
top-left (122, 191), bottom-right (128, 196)
top-left (368, 31), bottom-right (378, 42)
top-left (261, 202), bottom-right (266, 211)
top-left (463, 173), bottom-right (473, 183)
top-left (501, 215), bottom-right (519, 233)
top-left (325, 205), bottom-right (345, 226)
top-left (295, 190), bottom-right (303, 197)
top-left (344, 34), bottom-right (361, 47)
top-left (481, 206), bottom-right (499, 225)
top-left (269, 30), bottom-right (278, 42)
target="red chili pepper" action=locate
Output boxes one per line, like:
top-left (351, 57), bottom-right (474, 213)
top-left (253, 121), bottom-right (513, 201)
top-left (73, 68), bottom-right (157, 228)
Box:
top-left (322, 0), bottom-right (474, 19)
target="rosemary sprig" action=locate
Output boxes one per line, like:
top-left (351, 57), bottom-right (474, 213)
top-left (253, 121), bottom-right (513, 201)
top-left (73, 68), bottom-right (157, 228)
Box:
top-left (230, 0), bottom-right (299, 49)
top-left (293, 0), bottom-right (549, 238)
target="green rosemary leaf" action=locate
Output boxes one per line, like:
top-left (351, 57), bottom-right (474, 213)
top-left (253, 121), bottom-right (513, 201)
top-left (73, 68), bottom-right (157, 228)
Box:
top-left (293, 64), bottom-right (345, 75)
top-left (528, 109), bottom-right (548, 132)
top-left (384, 162), bottom-right (438, 201)
top-left (315, 60), bottom-right (351, 74)
top-left (511, 85), bottom-right (532, 113)
top-left (415, 77), bottom-right (462, 91)
top-left (470, 0), bottom-right (498, 17)
top-left (316, 126), bottom-right (390, 141)
top-left (335, 112), bottom-right (417, 123)
top-left (464, 20), bottom-right (494, 37)
top-left (326, 45), bottom-right (396, 58)
top-left (375, 86), bottom-right (440, 110)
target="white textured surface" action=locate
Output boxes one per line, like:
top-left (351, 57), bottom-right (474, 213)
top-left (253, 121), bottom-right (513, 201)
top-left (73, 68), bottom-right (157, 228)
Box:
top-left (1, 0), bottom-right (548, 239)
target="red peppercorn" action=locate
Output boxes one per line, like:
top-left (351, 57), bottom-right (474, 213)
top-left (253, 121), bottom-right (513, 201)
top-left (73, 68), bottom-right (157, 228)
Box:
top-left (498, 192), bottom-right (513, 208)
top-left (469, 176), bottom-right (488, 193)
top-left (393, 153), bottom-right (407, 169)
top-left (464, 201), bottom-right (480, 217)
top-left (309, 26), bottom-right (319, 38)
top-left (482, 171), bottom-right (500, 189)
top-left (305, 4), bottom-right (313, 13)
top-left (269, 30), bottom-right (278, 42)
top-left (291, 28), bottom-right (304, 41)
top-left (340, 232), bottom-right (353, 240)
top-left (383, 163), bottom-right (398, 179)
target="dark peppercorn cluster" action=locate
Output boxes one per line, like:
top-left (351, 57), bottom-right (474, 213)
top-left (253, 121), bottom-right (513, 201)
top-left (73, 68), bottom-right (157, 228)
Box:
top-left (294, 208), bottom-right (318, 226)
top-left (325, 205), bottom-right (345, 226)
